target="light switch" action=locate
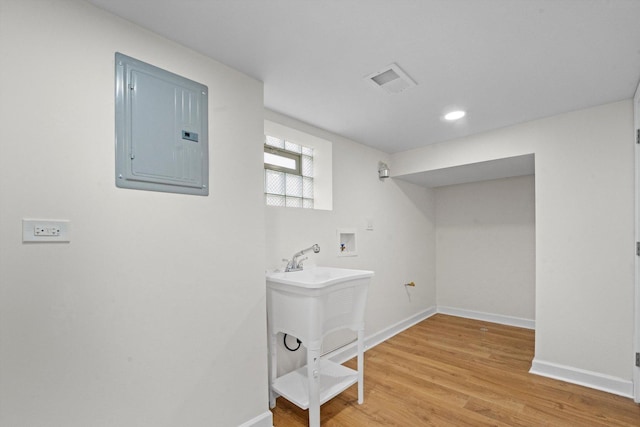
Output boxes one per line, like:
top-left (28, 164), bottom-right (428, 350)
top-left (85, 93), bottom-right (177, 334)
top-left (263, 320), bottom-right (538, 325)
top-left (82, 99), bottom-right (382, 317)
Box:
top-left (23, 219), bottom-right (70, 243)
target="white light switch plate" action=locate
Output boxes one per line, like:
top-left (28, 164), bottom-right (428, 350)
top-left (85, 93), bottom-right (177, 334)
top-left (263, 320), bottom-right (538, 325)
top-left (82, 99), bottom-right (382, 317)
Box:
top-left (22, 219), bottom-right (70, 243)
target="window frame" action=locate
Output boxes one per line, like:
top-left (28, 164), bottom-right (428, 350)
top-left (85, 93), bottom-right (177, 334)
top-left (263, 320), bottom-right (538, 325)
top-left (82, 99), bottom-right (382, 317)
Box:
top-left (264, 117), bottom-right (332, 211)
top-left (263, 136), bottom-right (314, 209)
top-left (264, 145), bottom-right (302, 175)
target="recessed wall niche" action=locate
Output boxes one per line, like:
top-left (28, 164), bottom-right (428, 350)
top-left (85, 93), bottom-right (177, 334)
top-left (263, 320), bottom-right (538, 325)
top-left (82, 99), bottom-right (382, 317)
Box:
top-left (337, 228), bottom-right (357, 257)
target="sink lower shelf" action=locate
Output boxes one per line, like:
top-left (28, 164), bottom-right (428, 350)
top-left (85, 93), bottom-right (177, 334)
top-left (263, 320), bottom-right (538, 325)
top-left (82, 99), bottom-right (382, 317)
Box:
top-left (272, 359), bottom-right (358, 410)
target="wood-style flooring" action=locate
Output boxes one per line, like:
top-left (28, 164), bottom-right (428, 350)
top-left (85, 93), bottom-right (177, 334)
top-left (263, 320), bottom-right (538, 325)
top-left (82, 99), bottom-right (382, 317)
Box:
top-left (271, 314), bottom-right (640, 426)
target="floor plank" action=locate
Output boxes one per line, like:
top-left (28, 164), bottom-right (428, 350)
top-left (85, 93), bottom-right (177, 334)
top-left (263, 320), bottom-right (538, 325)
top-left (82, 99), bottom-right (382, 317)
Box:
top-left (271, 314), bottom-right (640, 426)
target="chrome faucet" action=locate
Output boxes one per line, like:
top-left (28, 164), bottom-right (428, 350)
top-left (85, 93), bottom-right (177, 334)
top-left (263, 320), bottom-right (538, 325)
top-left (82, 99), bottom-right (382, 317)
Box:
top-left (284, 244), bottom-right (320, 272)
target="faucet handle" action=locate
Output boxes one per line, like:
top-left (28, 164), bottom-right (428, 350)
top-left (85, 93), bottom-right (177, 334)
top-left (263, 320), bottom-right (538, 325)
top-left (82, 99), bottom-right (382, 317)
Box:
top-left (297, 257), bottom-right (308, 268)
top-left (283, 258), bottom-right (295, 272)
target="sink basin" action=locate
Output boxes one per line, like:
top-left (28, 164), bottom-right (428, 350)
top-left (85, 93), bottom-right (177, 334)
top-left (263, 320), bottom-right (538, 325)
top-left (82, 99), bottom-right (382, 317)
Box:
top-left (266, 266), bottom-right (374, 289)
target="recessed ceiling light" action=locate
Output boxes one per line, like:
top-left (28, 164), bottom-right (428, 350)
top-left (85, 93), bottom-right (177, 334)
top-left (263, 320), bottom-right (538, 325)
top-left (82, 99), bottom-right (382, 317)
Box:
top-left (444, 110), bottom-right (466, 121)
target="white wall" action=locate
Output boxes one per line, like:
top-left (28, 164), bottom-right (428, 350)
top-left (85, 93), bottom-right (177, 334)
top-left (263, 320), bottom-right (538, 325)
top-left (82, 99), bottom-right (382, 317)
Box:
top-left (0, 1), bottom-right (268, 426)
top-left (393, 100), bottom-right (635, 391)
top-left (435, 175), bottom-right (536, 322)
top-left (264, 110), bottom-right (436, 372)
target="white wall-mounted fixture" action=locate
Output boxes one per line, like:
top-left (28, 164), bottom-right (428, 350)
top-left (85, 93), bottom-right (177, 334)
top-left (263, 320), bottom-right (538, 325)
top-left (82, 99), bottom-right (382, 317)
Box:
top-left (337, 228), bottom-right (357, 257)
top-left (378, 162), bottom-right (390, 179)
top-left (365, 63), bottom-right (416, 94)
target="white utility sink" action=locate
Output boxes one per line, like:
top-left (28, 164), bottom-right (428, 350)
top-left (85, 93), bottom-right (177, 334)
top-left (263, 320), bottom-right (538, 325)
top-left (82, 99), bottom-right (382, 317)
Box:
top-left (266, 266), bottom-right (374, 427)
top-left (266, 266), bottom-right (374, 289)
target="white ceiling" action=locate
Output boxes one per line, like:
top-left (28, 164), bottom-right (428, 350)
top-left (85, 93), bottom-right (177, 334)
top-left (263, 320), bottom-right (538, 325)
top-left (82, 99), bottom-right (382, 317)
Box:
top-left (88, 0), bottom-right (640, 154)
top-left (397, 154), bottom-right (535, 188)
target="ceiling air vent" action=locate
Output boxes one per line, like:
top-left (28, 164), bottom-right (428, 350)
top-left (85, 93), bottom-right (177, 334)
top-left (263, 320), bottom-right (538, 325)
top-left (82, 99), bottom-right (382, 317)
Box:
top-left (366, 63), bottom-right (416, 94)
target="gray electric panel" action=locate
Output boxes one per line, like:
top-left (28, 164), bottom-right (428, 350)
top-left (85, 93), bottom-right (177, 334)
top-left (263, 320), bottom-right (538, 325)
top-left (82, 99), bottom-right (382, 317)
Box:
top-left (115, 52), bottom-right (209, 196)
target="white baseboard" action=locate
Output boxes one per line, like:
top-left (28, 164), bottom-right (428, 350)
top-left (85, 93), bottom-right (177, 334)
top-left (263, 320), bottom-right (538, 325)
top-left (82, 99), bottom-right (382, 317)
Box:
top-left (326, 306), bottom-right (437, 364)
top-left (237, 410), bottom-right (273, 427)
top-left (530, 358), bottom-right (634, 398)
top-left (437, 306), bottom-right (535, 330)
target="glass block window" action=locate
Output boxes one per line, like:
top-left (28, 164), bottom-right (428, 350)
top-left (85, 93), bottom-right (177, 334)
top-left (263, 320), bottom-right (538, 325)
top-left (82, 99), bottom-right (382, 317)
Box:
top-left (264, 135), bottom-right (314, 208)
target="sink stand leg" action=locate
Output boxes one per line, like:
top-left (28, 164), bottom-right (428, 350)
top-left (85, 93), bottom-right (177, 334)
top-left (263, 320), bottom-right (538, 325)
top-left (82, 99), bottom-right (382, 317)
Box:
top-left (357, 328), bottom-right (364, 404)
top-left (307, 344), bottom-right (321, 427)
top-left (268, 331), bottom-right (277, 408)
